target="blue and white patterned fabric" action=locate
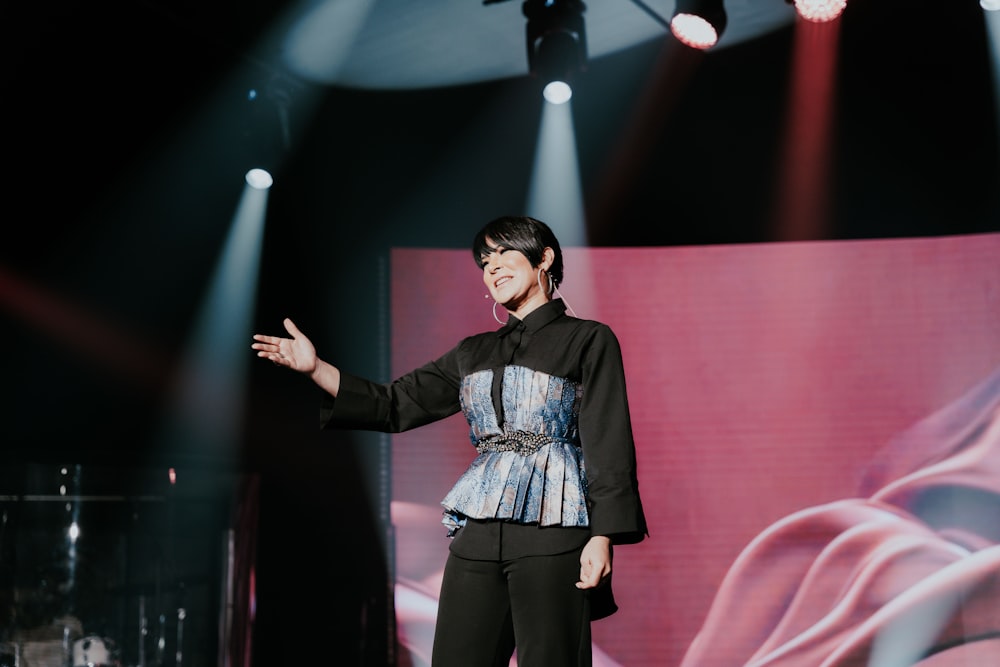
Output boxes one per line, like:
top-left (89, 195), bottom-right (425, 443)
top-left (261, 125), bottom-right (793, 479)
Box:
top-left (441, 365), bottom-right (588, 535)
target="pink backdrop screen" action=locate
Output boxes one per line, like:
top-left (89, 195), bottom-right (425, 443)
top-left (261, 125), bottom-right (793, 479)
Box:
top-left (388, 234), bottom-right (1000, 666)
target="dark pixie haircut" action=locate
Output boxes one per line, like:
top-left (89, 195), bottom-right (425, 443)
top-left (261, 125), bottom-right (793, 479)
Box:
top-left (472, 215), bottom-right (565, 287)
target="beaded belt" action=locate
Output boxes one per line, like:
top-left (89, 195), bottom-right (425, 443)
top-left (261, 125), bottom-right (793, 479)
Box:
top-left (475, 430), bottom-right (574, 456)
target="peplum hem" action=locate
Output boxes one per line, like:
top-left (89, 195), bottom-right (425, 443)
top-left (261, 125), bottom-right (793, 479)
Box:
top-left (440, 440), bottom-right (589, 536)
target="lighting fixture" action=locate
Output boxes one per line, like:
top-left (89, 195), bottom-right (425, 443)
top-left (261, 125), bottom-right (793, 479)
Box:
top-left (670, 0), bottom-right (728, 50)
top-left (245, 168), bottom-right (273, 190)
top-left (792, 0), bottom-right (847, 22)
top-left (523, 0), bottom-right (587, 102)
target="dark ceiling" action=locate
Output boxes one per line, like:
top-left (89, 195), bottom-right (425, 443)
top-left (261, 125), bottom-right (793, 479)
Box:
top-left (3, 0), bottom-right (999, 464)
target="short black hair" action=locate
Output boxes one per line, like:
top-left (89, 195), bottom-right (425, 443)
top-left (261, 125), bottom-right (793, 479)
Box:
top-left (471, 215), bottom-right (564, 287)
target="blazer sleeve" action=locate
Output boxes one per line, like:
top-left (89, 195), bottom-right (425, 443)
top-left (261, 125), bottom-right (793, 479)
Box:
top-left (578, 324), bottom-right (648, 544)
top-left (320, 354), bottom-right (463, 433)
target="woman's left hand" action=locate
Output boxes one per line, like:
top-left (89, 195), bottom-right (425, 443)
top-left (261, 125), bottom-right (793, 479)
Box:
top-left (576, 535), bottom-right (612, 589)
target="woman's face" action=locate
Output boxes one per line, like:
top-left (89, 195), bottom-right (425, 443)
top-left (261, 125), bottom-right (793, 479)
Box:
top-left (480, 239), bottom-right (550, 316)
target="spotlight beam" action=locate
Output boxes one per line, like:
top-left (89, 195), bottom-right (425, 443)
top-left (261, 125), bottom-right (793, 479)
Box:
top-left (155, 181), bottom-right (269, 458)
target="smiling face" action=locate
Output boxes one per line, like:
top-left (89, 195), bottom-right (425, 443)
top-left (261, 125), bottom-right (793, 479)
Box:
top-left (480, 239), bottom-right (553, 320)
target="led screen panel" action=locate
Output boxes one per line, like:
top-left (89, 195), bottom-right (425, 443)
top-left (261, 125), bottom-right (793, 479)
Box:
top-left (389, 233), bottom-right (1000, 666)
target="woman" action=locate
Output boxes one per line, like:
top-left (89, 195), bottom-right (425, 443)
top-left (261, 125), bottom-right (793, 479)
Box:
top-left (252, 215), bottom-right (647, 667)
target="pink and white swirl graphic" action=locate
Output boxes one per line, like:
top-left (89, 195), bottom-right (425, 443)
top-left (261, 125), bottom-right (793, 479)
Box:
top-left (680, 367), bottom-right (1000, 666)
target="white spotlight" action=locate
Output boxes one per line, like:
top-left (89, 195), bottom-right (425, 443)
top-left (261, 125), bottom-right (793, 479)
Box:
top-left (245, 168), bottom-right (273, 190)
top-left (982, 0), bottom-right (1000, 10)
top-left (671, 0), bottom-right (728, 50)
top-left (794, 0), bottom-right (848, 22)
top-left (544, 81), bottom-right (573, 105)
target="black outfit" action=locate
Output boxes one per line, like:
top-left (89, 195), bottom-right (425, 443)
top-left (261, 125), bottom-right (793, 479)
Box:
top-left (321, 299), bottom-right (647, 666)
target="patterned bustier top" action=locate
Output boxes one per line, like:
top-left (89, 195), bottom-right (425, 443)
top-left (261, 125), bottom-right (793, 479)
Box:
top-left (440, 365), bottom-right (589, 535)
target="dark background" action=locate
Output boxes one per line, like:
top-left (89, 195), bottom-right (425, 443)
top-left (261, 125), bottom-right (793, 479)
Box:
top-left (2, 1), bottom-right (998, 665)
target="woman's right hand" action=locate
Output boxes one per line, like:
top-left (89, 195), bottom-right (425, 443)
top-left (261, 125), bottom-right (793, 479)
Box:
top-left (251, 317), bottom-right (317, 375)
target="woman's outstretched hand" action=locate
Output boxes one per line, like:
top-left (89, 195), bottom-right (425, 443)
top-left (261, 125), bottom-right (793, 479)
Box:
top-left (252, 317), bottom-right (317, 374)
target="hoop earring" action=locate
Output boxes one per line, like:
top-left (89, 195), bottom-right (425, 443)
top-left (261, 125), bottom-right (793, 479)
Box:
top-left (537, 268), bottom-right (554, 296)
top-left (493, 300), bottom-right (508, 325)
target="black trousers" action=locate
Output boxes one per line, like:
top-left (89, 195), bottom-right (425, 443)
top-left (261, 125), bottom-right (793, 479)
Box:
top-left (430, 548), bottom-right (592, 667)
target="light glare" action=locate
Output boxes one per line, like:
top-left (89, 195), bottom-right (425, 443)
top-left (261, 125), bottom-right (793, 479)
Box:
top-left (671, 14), bottom-right (720, 50)
top-left (795, 0), bottom-right (847, 22)
top-left (543, 81), bottom-right (572, 104)
top-left (245, 168), bottom-right (273, 190)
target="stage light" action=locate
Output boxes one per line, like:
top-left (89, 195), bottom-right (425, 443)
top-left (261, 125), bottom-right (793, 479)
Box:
top-left (543, 80), bottom-right (573, 104)
top-left (245, 168), bottom-right (273, 190)
top-left (523, 0), bottom-right (587, 102)
top-left (982, 0), bottom-right (1000, 10)
top-left (670, 0), bottom-right (728, 50)
top-left (793, 0), bottom-right (847, 23)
